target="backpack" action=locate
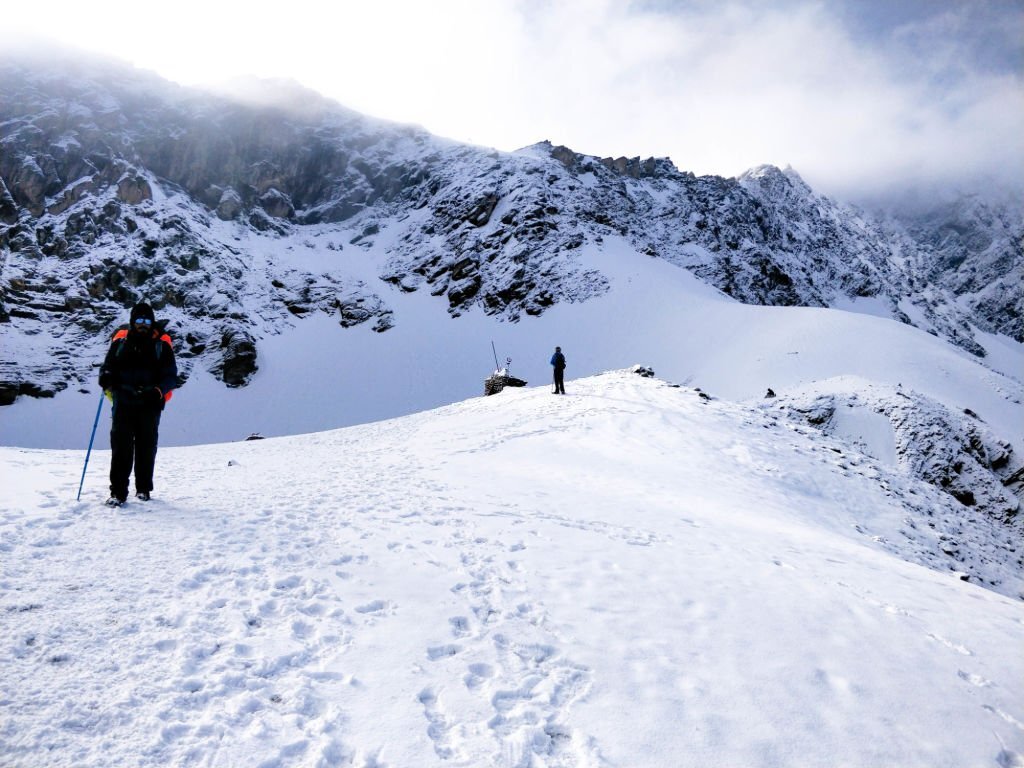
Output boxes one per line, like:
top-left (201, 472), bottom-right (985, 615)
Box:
top-left (110, 321), bottom-right (175, 403)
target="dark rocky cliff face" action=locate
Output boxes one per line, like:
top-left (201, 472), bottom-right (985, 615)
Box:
top-left (878, 195), bottom-right (1023, 344)
top-left (1, 53), bottom-right (1020, 404)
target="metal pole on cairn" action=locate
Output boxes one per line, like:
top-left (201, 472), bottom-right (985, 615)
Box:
top-left (76, 392), bottom-right (105, 501)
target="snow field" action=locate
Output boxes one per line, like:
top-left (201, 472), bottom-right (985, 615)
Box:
top-left (1, 372), bottom-right (1023, 767)
top-left (5, 236), bottom-right (1022, 457)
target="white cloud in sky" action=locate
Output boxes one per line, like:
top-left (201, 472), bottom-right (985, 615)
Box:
top-left (3, 0), bottom-right (1021, 200)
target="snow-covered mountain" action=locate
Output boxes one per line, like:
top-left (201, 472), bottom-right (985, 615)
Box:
top-left (2, 371), bottom-right (1023, 767)
top-left (1, 51), bottom-right (1020, 407)
top-left (1, 48), bottom-right (1023, 768)
top-left (1, 50), bottom-right (1022, 569)
top-left (874, 190), bottom-right (1024, 344)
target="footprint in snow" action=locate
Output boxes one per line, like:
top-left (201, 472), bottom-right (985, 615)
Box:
top-left (292, 620), bottom-right (314, 640)
top-left (297, 600), bottom-right (328, 617)
top-left (354, 599), bottom-right (393, 615)
top-left (464, 663), bottom-right (495, 689)
top-left (427, 644), bottom-right (462, 661)
top-left (927, 633), bottom-right (973, 656)
top-left (272, 575), bottom-right (303, 591)
top-left (957, 670), bottom-right (993, 688)
top-left (985, 706), bottom-right (1024, 734)
top-left (448, 616), bottom-right (471, 637)
top-left (418, 687), bottom-right (461, 760)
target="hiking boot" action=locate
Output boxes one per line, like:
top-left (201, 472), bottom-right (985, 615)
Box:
top-left (135, 492), bottom-right (151, 502)
top-left (105, 496), bottom-right (125, 507)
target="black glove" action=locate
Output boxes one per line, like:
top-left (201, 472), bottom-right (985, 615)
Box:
top-left (144, 387), bottom-right (164, 407)
top-left (99, 371), bottom-right (115, 390)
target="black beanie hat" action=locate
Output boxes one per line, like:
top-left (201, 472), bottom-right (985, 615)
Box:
top-left (130, 302), bottom-right (155, 323)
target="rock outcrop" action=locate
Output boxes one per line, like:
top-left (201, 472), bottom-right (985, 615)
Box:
top-left (0, 52), bottom-right (1020, 403)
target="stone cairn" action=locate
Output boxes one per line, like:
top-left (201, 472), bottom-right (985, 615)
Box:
top-left (484, 368), bottom-right (527, 396)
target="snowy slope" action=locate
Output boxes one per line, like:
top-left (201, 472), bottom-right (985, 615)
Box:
top-left (4, 232), bottom-right (1021, 561)
top-left (2, 372), bottom-right (1022, 767)
top-left (3, 236), bottom-right (1021, 451)
top-left (2, 49), bottom-right (1021, 768)
top-left (4, 234), bottom-right (1022, 545)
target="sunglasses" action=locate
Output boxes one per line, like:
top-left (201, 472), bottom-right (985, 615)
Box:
top-left (133, 318), bottom-right (153, 326)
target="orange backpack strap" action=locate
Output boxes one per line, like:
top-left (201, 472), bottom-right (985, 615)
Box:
top-left (158, 332), bottom-right (174, 402)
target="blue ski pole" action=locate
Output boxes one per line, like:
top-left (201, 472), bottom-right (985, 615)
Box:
top-left (76, 392), bottom-right (105, 501)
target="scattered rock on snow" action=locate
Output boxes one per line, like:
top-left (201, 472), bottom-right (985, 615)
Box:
top-left (774, 383), bottom-right (1022, 524)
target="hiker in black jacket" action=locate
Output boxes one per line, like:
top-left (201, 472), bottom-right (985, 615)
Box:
top-left (550, 346), bottom-right (566, 394)
top-left (97, 302), bottom-right (178, 506)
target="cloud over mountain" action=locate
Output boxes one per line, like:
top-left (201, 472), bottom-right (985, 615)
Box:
top-left (2, 1), bottom-right (1020, 201)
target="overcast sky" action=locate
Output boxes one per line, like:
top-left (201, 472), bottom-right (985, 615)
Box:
top-left (4, 0), bottom-right (1022, 200)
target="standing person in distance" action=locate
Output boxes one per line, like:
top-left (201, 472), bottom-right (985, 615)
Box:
top-left (97, 302), bottom-right (178, 506)
top-left (550, 345), bottom-right (566, 395)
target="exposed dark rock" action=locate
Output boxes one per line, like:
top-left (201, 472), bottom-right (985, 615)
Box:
top-left (216, 188), bottom-right (244, 220)
top-left (0, 52), bottom-right (1018, 407)
top-left (484, 371), bottom-right (527, 396)
top-left (259, 187), bottom-right (294, 219)
top-left (0, 177), bottom-right (18, 224)
top-left (117, 171), bottom-right (153, 205)
top-left (0, 381), bottom-right (18, 405)
top-left (216, 327), bottom-right (258, 387)
top-left (467, 193), bottom-right (499, 226)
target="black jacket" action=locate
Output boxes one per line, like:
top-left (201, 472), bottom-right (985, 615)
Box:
top-left (100, 327), bottom-right (178, 406)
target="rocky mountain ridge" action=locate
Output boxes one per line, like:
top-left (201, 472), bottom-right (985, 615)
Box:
top-left (874, 192), bottom-right (1023, 344)
top-left (769, 379), bottom-right (1023, 592)
top-left (1, 52), bottom-right (1021, 405)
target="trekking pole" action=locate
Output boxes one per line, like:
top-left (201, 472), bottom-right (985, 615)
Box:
top-left (76, 392), bottom-right (105, 501)
top-left (491, 341), bottom-right (500, 372)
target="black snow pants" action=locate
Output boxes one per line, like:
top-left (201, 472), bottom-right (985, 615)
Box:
top-left (553, 367), bottom-right (566, 394)
top-left (110, 398), bottom-right (162, 500)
